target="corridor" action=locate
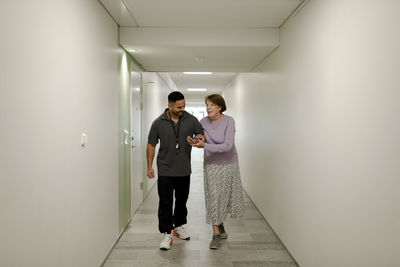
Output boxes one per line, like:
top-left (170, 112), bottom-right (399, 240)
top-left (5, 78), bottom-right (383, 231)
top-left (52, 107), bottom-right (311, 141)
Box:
top-left (103, 149), bottom-right (297, 267)
top-left (3, 0), bottom-right (400, 266)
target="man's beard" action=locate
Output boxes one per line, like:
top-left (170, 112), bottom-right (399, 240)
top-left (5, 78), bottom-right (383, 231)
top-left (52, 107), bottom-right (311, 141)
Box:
top-left (171, 110), bottom-right (183, 117)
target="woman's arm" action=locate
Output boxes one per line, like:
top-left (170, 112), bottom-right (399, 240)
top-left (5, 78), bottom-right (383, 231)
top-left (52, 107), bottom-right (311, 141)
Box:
top-left (204, 118), bottom-right (235, 153)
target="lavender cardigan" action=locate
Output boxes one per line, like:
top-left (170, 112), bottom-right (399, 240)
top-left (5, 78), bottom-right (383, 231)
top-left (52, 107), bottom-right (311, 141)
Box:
top-left (200, 115), bottom-right (238, 165)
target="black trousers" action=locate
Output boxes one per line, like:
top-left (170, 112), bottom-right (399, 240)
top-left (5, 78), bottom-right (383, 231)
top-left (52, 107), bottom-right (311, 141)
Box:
top-left (157, 175), bottom-right (190, 234)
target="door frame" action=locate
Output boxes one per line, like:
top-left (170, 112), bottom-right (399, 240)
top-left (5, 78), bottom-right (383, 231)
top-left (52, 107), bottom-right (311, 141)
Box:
top-left (130, 71), bottom-right (143, 215)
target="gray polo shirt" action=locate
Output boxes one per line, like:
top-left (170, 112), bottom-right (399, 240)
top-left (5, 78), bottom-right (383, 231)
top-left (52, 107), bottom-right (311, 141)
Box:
top-left (148, 109), bottom-right (204, 177)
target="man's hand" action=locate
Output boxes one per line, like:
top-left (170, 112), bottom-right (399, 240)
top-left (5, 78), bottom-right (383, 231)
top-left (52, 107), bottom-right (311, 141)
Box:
top-left (187, 136), bottom-right (197, 145)
top-left (147, 168), bottom-right (155, 179)
top-left (146, 143), bottom-right (156, 179)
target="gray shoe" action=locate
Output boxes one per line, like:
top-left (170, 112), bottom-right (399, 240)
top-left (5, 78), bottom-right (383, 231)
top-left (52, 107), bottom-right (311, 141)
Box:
top-left (219, 224), bottom-right (228, 239)
top-left (209, 234), bottom-right (221, 249)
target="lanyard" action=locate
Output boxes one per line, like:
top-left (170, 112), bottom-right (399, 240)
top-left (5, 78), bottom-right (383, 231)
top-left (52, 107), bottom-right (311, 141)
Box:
top-left (168, 111), bottom-right (181, 152)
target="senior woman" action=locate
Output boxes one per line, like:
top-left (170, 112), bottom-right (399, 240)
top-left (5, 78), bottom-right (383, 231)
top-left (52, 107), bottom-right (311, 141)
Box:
top-left (188, 94), bottom-right (246, 249)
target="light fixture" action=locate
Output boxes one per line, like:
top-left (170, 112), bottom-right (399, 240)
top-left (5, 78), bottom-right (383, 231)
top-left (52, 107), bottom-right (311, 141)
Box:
top-left (183, 72), bottom-right (212, 75)
top-left (134, 87), bottom-right (141, 91)
top-left (129, 49), bottom-right (136, 52)
top-left (187, 88), bottom-right (207, 92)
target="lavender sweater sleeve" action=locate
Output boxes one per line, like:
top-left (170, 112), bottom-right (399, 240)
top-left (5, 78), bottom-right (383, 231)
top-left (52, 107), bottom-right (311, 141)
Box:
top-left (201, 115), bottom-right (238, 165)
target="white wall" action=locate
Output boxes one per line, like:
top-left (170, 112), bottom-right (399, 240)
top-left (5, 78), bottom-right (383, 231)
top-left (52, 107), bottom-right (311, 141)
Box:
top-left (223, 0), bottom-right (400, 266)
top-left (0, 0), bottom-right (119, 266)
top-left (141, 73), bottom-right (173, 195)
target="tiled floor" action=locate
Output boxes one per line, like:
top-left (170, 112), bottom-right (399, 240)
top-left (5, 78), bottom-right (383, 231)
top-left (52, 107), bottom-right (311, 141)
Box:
top-left (103, 149), bottom-right (298, 267)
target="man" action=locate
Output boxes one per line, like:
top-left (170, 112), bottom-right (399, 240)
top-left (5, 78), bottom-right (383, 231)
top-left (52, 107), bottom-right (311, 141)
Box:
top-left (147, 91), bottom-right (204, 250)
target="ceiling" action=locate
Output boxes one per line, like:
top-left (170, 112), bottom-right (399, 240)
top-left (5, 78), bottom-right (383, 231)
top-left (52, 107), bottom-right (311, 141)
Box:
top-left (99, 0), bottom-right (304, 102)
top-left (168, 72), bottom-right (237, 105)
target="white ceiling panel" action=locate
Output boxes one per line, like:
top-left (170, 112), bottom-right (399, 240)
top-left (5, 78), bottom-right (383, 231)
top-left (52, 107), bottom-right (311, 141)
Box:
top-left (169, 72), bottom-right (236, 92)
top-left (123, 0), bottom-right (303, 27)
top-left (127, 46), bottom-right (276, 72)
top-left (167, 72), bottom-right (237, 103)
top-left (120, 27), bottom-right (279, 47)
top-left (120, 27), bottom-right (279, 72)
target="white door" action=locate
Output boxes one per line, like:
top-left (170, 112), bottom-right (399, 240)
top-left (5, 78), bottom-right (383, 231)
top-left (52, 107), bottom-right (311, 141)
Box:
top-left (130, 71), bottom-right (142, 214)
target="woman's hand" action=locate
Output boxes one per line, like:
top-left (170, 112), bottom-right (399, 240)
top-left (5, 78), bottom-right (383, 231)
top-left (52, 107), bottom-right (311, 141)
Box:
top-left (195, 135), bottom-right (206, 142)
top-left (191, 138), bottom-right (205, 148)
top-left (187, 135), bottom-right (205, 148)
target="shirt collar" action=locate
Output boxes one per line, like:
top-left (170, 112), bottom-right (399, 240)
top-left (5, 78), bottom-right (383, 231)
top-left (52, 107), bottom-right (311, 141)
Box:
top-left (161, 108), bottom-right (189, 120)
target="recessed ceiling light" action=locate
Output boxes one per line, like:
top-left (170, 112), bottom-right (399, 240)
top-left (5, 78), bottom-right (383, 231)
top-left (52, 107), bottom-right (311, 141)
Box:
top-left (134, 88), bottom-right (141, 91)
top-left (187, 88), bottom-right (207, 91)
top-left (183, 72), bottom-right (212, 75)
top-left (129, 49), bottom-right (136, 52)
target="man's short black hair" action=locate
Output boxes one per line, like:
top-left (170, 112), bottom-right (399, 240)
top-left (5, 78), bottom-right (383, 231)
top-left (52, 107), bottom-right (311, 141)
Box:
top-left (168, 91), bottom-right (185, 103)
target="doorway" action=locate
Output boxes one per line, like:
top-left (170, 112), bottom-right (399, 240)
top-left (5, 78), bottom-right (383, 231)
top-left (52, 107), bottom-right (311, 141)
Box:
top-left (130, 71), bottom-right (143, 214)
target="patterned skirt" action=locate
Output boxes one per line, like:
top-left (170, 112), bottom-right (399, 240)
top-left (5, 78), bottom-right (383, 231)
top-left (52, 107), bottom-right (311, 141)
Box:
top-left (203, 162), bottom-right (246, 225)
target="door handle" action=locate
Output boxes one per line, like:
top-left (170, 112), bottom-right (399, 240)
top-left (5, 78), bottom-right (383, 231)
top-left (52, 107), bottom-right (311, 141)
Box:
top-left (124, 130), bottom-right (129, 145)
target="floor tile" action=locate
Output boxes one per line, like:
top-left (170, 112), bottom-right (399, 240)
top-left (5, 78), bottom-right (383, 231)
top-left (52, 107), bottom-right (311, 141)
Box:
top-left (102, 149), bottom-right (297, 267)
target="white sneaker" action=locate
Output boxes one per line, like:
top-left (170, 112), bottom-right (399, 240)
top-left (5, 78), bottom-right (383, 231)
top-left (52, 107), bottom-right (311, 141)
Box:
top-left (159, 233), bottom-right (173, 250)
top-left (172, 225), bottom-right (190, 240)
